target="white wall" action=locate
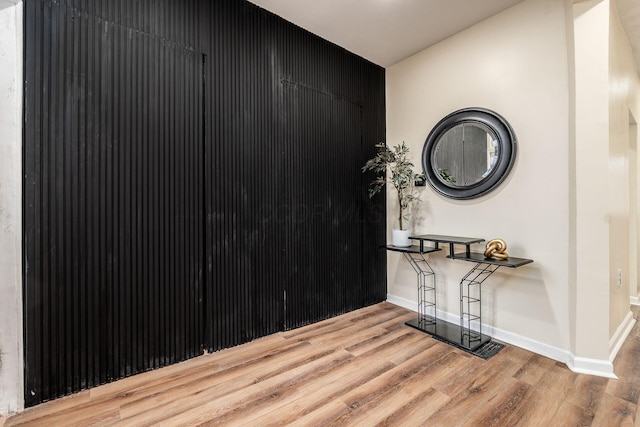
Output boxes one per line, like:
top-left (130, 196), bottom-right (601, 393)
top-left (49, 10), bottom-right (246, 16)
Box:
top-left (631, 115), bottom-right (640, 306)
top-left (0, 0), bottom-right (24, 415)
top-left (386, 0), bottom-right (640, 376)
top-left (608, 0), bottom-right (640, 353)
top-left (387, 0), bottom-right (573, 360)
top-left (571, 0), bottom-right (612, 366)
top-left (570, 0), bottom-right (640, 367)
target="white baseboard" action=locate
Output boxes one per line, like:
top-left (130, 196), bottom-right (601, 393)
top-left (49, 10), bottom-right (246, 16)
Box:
top-left (630, 296), bottom-right (640, 306)
top-left (385, 294), bottom-right (417, 312)
top-left (567, 355), bottom-right (617, 379)
top-left (386, 293), bottom-right (618, 379)
top-left (609, 310), bottom-right (635, 363)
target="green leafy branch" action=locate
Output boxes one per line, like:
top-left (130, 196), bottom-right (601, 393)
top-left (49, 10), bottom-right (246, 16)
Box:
top-left (362, 142), bottom-right (422, 230)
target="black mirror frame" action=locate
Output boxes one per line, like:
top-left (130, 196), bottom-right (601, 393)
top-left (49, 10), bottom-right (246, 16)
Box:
top-left (422, 107), bottom-right (517, 200)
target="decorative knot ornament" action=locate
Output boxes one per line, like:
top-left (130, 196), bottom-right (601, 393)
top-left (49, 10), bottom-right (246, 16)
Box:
top-left (484, 238), bottom-right (509, 260)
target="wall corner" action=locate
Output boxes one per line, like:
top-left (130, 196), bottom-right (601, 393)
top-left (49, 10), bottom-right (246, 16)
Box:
top-left (0, 0), bottom-right (24, 416)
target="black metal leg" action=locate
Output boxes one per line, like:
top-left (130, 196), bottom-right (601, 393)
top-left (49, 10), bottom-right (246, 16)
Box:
top-left (403, 252), bottom-right (436, 326)
top-left (459, 262), bottom-right (500, 347)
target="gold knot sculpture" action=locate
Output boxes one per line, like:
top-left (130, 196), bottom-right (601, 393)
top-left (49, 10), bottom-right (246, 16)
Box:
top-left (484, 238), bottom-right (509, 260)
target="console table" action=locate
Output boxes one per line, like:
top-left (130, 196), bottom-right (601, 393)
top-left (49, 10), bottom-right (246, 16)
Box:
top-left (386, 234), bottom-right (533, 352)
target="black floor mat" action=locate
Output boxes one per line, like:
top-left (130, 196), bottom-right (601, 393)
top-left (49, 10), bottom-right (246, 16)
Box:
top-left (430, 335), bottom-right (506, 360)
top-left (471, 340), bottom-right (506, 360)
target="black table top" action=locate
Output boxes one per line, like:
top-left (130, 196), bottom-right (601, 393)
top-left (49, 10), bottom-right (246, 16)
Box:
top-left (382, 244), bottom-right (442, 254)
top-left (410, 234), bottom-right (485, 245)
top-left (448, 252), bottom-right (533, 268)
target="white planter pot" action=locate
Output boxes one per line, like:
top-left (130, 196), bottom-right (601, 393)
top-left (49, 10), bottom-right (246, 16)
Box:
top-left (392, 229), bottom-right (411, 247)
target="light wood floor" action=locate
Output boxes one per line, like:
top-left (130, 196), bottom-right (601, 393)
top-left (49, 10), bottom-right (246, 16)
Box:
top-left (4, 302), bottom-right (640, 426)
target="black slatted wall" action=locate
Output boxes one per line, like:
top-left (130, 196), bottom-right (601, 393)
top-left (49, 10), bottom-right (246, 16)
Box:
top-left (23, 0), bottom-right (386, 406)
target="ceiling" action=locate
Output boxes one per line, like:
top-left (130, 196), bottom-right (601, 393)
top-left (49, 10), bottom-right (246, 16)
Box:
top-left (248, 0), bottom-right (640, 71)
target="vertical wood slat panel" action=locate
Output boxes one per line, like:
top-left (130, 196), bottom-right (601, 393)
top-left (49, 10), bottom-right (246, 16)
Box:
top-left (23, 0), bottom-right (204, 406)
top-left (24, 0), bottom-right (385, 406)
top-left (203, 1), bottom-right (386, 348)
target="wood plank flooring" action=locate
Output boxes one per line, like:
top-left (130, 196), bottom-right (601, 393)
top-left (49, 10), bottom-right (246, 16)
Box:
top-left (4, 302), bottom-right (640, 426)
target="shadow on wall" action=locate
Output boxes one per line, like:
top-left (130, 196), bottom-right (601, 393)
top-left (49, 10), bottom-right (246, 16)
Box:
top-left (0, 1), bottom-right (18, 13)
top-left (484, 265), bottom-right (558, 340)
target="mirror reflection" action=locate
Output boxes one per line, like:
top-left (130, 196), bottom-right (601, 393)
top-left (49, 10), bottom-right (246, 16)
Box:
top-left (422, 107), bottom-right (516, 200)
top-left (432, 122), bottom-right (499, 187)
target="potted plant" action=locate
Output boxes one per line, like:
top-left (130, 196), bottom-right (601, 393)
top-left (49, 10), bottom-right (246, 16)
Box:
top-left (362, 142), bottom-right (422, 247)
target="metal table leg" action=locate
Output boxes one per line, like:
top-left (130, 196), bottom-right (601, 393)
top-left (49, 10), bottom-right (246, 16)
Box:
top-left (459, 262), bottom-right (500, 348)
top-left (403, 252), bottom-right (436, 328)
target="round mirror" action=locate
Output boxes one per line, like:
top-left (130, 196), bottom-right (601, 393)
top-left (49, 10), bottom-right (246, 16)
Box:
top-left (422, 108), bottom-right (516, 199)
